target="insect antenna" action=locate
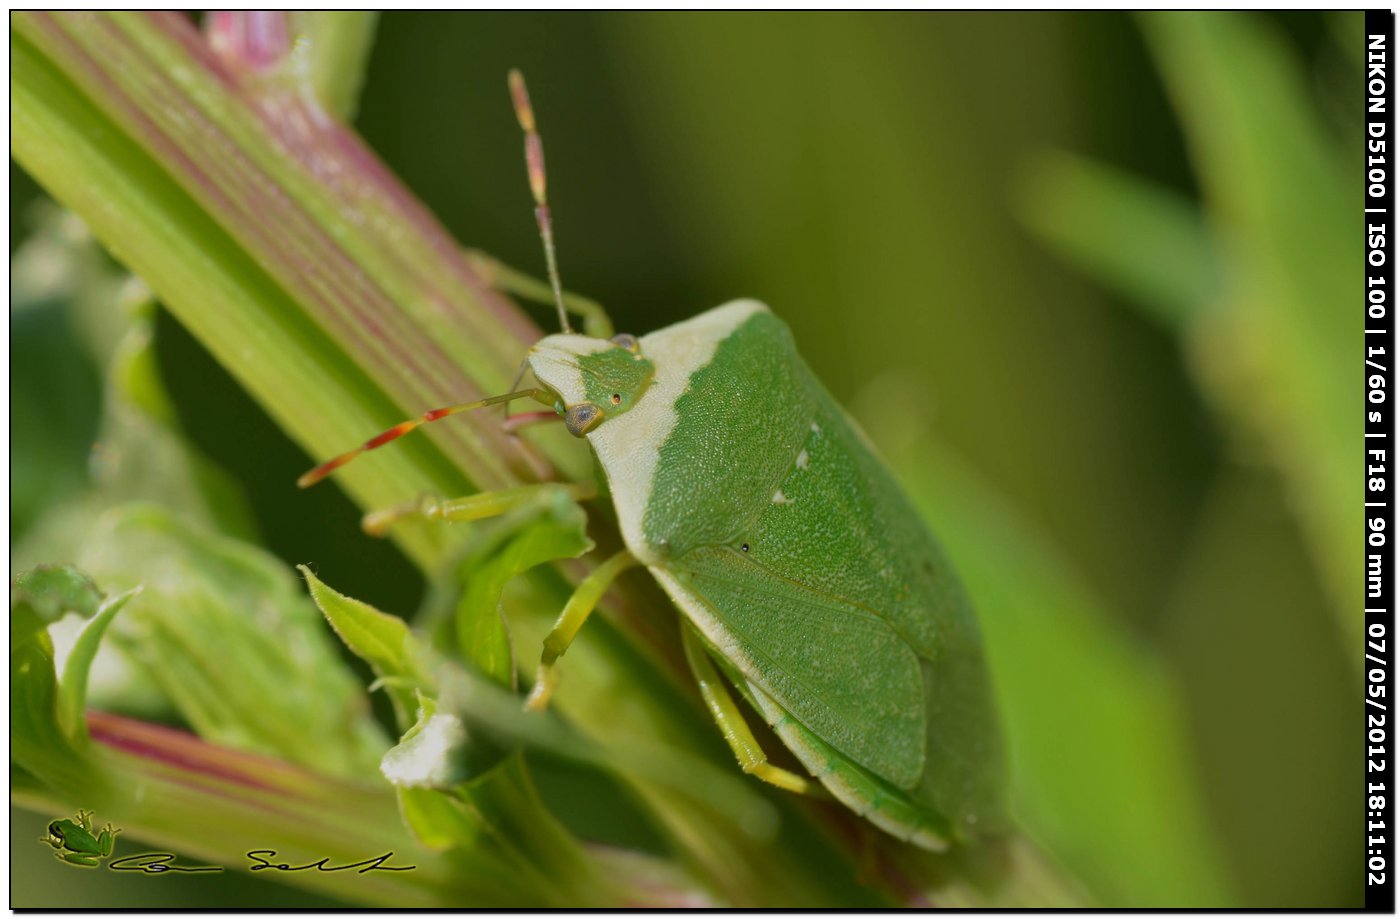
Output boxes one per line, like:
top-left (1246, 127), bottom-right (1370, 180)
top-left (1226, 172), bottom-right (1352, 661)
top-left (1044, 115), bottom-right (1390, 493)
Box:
top-left (508, 69), bottom-right (571, 334)
top-left (298, 388), bottom-right (553, 488)
top-left (300, 74), bottom-right (576, 491)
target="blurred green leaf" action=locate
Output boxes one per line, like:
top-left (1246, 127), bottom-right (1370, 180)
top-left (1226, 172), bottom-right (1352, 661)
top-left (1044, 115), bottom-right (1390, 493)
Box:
top-left (13, 565), bottom-right (163, 765)
top-left (13, 565), bottom-right (103, 622)
top-left (1161, 467), bottom-right (1358, 905)
top-left (77, 506), bottom-right (387, 778)
top-left (1142, 12), bottom-right (1356, 639)
top-left (1018, 151), bottom-right (1221, 328)
top-left (11, 199), bottom-right (258, 576)
top-left (103, 287), bottom-right (259, 541)
top-left (57, 587), bottom-right (139, 741)
top-left (921, 449), bottom-right (1230, 905)
top-left (12, 587), bottom-right (91, 788)
top-left (392, 751), bottom-right (645, 906)
top-left (10, 207), bottom-right (109, 544)
top-left (1023, 13), bottom-right (1357, 640)
top-left (1009, 15), bottom-right (1357, 902)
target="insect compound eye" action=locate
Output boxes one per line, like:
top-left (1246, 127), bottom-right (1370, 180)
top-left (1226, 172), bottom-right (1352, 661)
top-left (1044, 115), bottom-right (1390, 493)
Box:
top-left (610, 333), bottom-right (640, 353)
top-left (564, 403), bottom-right (604, 437)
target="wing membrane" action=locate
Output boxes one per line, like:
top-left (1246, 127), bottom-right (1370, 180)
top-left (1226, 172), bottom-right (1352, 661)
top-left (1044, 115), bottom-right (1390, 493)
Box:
top-left (664, 546), bottom-right (926, 790)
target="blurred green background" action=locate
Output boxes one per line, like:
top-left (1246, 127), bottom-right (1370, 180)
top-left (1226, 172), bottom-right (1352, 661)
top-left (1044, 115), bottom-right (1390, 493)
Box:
top-left (12, 11), bottom-right (1360, 906)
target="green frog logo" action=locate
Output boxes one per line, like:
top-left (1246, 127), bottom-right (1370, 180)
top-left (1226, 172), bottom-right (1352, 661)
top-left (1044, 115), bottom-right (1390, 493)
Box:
top-left (42, 810), bottom-right (119, 867)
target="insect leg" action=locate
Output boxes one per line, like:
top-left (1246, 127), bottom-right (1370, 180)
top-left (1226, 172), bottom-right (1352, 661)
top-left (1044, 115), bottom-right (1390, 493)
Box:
top-left (503, 410), bottom-right (563, 433)
top-left (524, 548), bottom-right (640, 711)
top-left (464, 249), bottom-right (614, 339)
top-left (361, 481), bottom-right (596, 536)
top-left (681, 624), bottom-right (824, 797)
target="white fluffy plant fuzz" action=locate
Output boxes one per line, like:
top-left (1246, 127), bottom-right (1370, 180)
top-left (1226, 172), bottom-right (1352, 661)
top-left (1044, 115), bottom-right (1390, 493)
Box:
top-left (380, 712), bottom-right (470, 788)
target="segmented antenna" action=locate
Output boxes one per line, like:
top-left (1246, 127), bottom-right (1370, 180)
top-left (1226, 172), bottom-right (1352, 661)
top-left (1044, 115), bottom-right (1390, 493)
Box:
top-left (509, 69), bottom-right (571, 334)
top-left (297, 389), bottom-right (552, 488)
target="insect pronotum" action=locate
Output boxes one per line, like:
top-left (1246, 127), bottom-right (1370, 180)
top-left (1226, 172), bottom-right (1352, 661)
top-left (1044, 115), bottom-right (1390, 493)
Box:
top-left (301, 70), bottom-right (1005, 850)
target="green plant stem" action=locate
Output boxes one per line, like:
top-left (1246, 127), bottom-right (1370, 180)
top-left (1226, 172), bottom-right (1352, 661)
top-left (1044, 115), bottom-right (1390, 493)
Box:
top-left (13, 11), bottom-right (578, 569)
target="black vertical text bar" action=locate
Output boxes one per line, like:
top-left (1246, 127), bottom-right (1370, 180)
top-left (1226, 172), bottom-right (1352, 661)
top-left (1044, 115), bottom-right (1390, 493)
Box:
top-left (1366, 8), bottom-right (1395, 913)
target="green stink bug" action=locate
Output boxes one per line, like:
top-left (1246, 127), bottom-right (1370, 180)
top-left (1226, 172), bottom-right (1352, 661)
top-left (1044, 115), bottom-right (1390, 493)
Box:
top-left (300, 71), bottom-right (1004, 850)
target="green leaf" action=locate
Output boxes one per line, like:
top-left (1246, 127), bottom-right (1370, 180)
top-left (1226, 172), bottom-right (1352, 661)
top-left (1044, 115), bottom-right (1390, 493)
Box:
top-left (398, 783), bottom-right (483, 853)
top-left (315, 581), bottom-right (642, 906)
top-left (13, 565), bottom-right (141, 792)
top-left (431, 664), bottom-right (780, 840)
top-left (429, 485), bottom-right (593, 688)
top-left (302, 565), bottom-right (433, 730)
top-left (393, 754), bottom-right (626, 906)
top-left (12, 600), bottom-right (72, 759)
top-left (316, 567), bottom-right (783, 861)
top-left (57, 587), bottom-right (139, 741)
